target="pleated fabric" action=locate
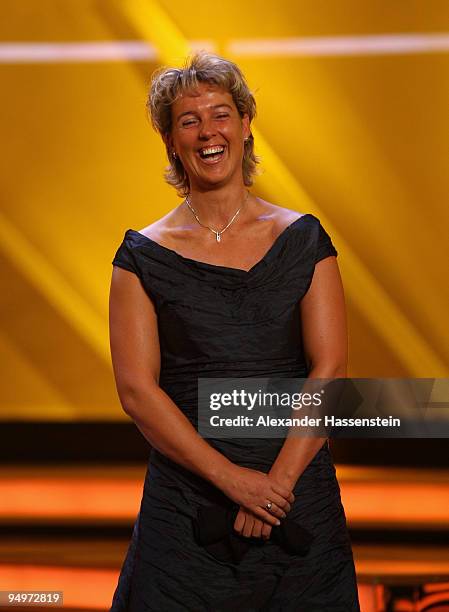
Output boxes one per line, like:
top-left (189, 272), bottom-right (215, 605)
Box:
top-left (110, 213), bottom-right (360, 611)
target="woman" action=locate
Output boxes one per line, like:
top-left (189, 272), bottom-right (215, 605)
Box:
top-left (109, 51), bottom-right (360, 611)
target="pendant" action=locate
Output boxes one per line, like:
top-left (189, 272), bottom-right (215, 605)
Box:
top-left (216, 231), bottom-right (221, 243)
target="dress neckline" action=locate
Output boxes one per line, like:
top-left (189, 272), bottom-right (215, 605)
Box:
top-left (127, 213), bottom-right (312, 275)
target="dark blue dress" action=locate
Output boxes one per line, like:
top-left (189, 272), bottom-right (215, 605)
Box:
top-left (110, 213), bottom-right (360, 611)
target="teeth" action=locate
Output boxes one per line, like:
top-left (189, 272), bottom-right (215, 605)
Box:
top-left (200, 146), bottom-right (225, 157)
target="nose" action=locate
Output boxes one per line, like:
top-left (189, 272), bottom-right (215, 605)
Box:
top-left (198, 117), bottom-right (216, 140)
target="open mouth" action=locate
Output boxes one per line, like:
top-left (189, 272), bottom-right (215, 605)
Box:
top-left (198, 145), bottom-right (226, 163)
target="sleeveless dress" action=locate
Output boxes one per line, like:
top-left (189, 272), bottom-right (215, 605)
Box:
top-left (110, 213), bottom-right (360, 612)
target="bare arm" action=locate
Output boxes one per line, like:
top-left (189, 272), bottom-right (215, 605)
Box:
top-left (268, 255), bottom-right (348, 488)
top-left (234, 255), bottom-right (347, 539)
top-left (109, 266), bottom-right (293, 525)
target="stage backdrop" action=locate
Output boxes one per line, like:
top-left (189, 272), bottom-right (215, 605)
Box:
top-left (0, 0), bottom-right (448, 421)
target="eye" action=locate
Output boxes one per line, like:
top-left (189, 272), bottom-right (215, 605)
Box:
top-left (181, 118), bottom-right (198, 127)
top-left (216, 113), bottom-right (229, 119)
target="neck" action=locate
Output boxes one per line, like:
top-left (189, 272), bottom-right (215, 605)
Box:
top-left (186, 184), bottom-right (250, 228)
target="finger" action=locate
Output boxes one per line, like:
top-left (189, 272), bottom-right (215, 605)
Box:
top-left (252, 506), bottom-right (281, 526)
top-left (261, 523), bottom-right (272, 540)
top-left (271, 484), bottom-right (295, 503)
top-left (233, 509), bottom-right (245, 534)
top-left (242, 513), bottom-right (254, 538)
top-left (264, 500), bottom-right (287, 519)
top-left (269, 490), bottom-right (295, 513)
top-left (251, 519), bottom-right (263, 539)
top-left (268, 495), bottom-right (291, 513)
top-left (272, 483), bottom-right (295, 504)
top-left (274, 497), bottom-right (292, 513)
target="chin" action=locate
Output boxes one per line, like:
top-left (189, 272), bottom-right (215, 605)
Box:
top-left (197, 171), bottom-right (232, 189)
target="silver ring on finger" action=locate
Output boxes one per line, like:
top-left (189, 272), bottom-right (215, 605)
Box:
top-left (265, 501), bottom-right (273, 511)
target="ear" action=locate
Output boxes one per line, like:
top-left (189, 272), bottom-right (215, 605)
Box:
top-left (241, 113), bottom-right (251, 140)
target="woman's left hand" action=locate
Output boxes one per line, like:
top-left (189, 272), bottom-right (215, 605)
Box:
top-left (233, 506), bottom-right (272, 540)
top-left (233, 472), bottom-right (296, 539)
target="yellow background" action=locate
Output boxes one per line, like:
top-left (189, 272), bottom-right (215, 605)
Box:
top-left (0, 0), bottom-right (448, 420)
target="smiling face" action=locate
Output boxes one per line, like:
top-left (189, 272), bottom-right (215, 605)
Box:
top-left (167, 82), bottom-right (251, 192)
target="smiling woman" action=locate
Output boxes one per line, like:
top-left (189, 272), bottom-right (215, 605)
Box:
top-left (165, 82), bottom-right (251, 196)
top-left (109, 51), bottom-right (360, 611)
top-left (148, 52), bottom-right (258, 198)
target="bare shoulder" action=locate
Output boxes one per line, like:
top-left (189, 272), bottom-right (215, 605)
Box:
top-left (135, 199), bottom-right (308, 248)
top-left (137, 208), bottom-right (181, 245)
top-left (257, 199), bottom-right (307, 229)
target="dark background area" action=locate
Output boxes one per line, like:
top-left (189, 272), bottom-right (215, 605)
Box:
top-left (2, 421), bottom-right (448, 466)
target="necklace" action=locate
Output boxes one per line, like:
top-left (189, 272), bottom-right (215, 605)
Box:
top-left (185, 191), bottom-right (250, 243)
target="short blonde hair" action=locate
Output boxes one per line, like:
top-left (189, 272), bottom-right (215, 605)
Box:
top-left (147, 51), bottom-right (259, 196)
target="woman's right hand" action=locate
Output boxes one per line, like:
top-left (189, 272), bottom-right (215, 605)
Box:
top-left (219, 465), bottom-right (295, 526)
top-left (234, 507), bottom-right (273, 540)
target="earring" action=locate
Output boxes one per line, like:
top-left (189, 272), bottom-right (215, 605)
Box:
top-left (172, 151), bottom-right (177, 159)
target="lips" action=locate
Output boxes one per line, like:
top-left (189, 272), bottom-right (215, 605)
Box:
top-left (197, 144), bottom-right (226, 165)
top-left (199, 145), bottom-right (225, 157)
